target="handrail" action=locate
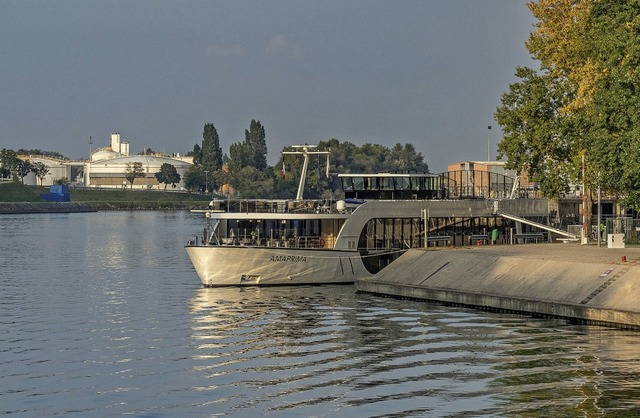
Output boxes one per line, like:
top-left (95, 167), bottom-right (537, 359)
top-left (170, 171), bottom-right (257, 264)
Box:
top-left (498, 212), bottom-right (578, 239)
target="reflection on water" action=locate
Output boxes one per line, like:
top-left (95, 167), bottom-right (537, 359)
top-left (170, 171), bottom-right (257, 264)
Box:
top-left (188, 286), bottom-right (640, 417)
top-left (3, 211), bottom-right (640, 416)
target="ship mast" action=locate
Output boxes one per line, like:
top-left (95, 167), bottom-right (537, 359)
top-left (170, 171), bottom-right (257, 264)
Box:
top-left (282, 144), bottom-right (330, 200)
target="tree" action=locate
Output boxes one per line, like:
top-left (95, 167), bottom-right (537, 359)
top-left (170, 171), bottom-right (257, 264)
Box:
top-left (228, 119), bottom-right (267, 174)
top-left (124, 162), bottom-right (145, 190)
top-left (211, 167), bottom-right (232, 196)
top-left (388, 143), bottom-right (429, 172)
top-left (495, 66), bottom-right (577, 198)
top-left (32, 162), bottom-right (49, 185)
top-left (526, 0), bottom-right (596, 114)
top-left (496, 0), bottom-right (640, 212)
top-left (228, 141), bottom-right (251, 173)
top-left (190, 143), bottom-right (202, 166)
top-left (183, 165), bottom-right (204, 192)
top-left (154, 163), bottom-right (181, 191)
top-left (245, 119), bottom-right (267, 170)
top-left (0, 148), bottom-right (20, 180)
top-left (16, 159), bottom-right (32, 184)
top-left (230, 166), bottom-right (274, 198)
top-left (274, 139), bottom-right (431, 199)
top-left (16, 149), bottom-right (68, 160)
top-left (201, 123), bottom-right (223, 173)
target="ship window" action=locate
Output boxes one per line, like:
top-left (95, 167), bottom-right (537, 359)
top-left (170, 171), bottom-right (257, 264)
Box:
top-left (380, 177), bottom-right (394, 190)
top-left (351, 177), bottom-right (365, 191)
top-left (396, 177), bottom-right (410, 190)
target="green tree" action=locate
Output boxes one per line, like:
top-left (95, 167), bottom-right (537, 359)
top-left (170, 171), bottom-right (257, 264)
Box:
top-left (230, 166), bottom-right (274, 198)
top-left (228, 120), bottom-right (267, 174)
top-left (16, 159), bottom-right (32, 184)
top-left (154, 163), bottom-right (182, 191)
top-left (201, 123), bottom-right (223, 173)
top-left (124, 162), bottom-right (145, 190)
top-left (183, 165), bottom-right (204, 192)
top-left (245, 119), bottom-right (267, 170)
top-left (495, 66), bottom-right (577, 198)
top-left (211, 168), bottom-right (231, 196)
top-left (496, 0), bottom-right (640, 214)
top-left (0, 148), bottom-right (20, 179)
top-left (274, 139), bottom-right (430, 200)
top-left (190, 143), bottom-right (202, 166)
top-left (32, 162), bottom-right (49, 185)
top-left (388, 143), bottom-right (429, 172)
top-left (228, 141), bottom-right (251, 173)
top-left (16, 149), bottom-right (68, 160)
top-left (586, 1), bottom-right (640, 210)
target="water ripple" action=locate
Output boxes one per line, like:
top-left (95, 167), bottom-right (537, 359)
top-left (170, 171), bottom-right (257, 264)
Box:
top-left (4, 212), bottom-right (640, 416)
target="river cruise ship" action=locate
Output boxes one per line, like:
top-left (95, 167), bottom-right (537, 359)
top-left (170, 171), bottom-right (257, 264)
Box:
top-left (186, 146), bottom-right (539, 286)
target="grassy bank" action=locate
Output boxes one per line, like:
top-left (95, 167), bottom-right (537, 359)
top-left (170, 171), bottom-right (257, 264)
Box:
top-left (0, 182), bottom-right (212, 210)
top-left (0, 182), bottom-right (45, 202)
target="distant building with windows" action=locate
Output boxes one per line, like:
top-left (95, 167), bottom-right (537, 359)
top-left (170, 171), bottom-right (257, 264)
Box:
top-left (83, 133), bottom-right (192, 189)
top-left (19, 133), bottom-right (193, 189)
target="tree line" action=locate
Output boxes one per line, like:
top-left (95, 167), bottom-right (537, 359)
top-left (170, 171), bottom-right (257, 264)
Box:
top-left (184, 120), bottom-right (429, 199)
top-left (1, 120), bottom-right (429, 197)
top-left (495, 0), bottom-right (640, 215)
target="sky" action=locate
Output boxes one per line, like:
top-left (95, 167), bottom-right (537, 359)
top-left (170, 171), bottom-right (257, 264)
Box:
top-left (0, 1), bottom-right (536, 173)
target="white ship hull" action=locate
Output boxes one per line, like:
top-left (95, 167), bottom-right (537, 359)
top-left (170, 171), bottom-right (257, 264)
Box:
top-left (186, 245), bottom-right (372, 286)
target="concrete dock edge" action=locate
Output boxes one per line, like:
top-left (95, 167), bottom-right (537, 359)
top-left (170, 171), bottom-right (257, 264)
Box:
top-left (355, 245), bottom-right (640, 329)
top-left (0, 202), bottom-right (97, 214)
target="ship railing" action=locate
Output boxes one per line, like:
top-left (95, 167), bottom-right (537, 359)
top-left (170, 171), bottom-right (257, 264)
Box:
top-left (215, 235), bottom-right (325, 249)
top-left (209, 199), bottom-right (335, 214)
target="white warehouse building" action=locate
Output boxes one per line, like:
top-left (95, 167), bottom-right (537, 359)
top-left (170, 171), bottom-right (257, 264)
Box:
top-left (18, 133), bottom-right (193, 189)
top-left (17, 155), bottom-right (73, 186)
top-left (85, 154), bottom-right (192, 189)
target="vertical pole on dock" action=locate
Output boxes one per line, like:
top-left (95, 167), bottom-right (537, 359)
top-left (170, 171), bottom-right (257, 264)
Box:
top-left (597, 180), bottom-right (601, 248)
top-left (581, 151), bottom-right (587, 245)
top-left (422, 208), bottom-right (429, 248)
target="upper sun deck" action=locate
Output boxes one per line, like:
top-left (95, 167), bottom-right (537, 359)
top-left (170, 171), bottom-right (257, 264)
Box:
top-left (339, 170), bottom-right (517, 200)
top-left (201, 198), bottom-right (346, 216)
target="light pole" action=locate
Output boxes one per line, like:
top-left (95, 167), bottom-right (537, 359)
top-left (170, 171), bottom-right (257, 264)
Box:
top-left (487, 126), bottom-right (492, 161)
top-left (203, 170), bottom-right (209, 194)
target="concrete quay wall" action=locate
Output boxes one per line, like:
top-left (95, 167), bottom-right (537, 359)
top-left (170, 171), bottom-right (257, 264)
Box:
top-left (0, 202), bottom-right (97, 214)
top-left (355, 244), bottom-right (640, 328)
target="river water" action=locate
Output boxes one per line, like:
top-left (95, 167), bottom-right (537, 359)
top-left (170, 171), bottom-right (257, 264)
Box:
top-left (2, 211), bottom-right (640, 417)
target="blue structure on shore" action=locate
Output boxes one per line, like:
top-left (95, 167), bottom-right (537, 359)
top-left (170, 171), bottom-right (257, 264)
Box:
top-left (40, 185), bottom-right (71, 202)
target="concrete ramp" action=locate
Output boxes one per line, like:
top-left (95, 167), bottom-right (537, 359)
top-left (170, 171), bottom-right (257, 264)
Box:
top-left (356, 245), bottom-right (640, 328)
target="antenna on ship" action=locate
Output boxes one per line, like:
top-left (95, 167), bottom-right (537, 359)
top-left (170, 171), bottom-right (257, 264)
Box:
top-left (282, 144), bottom-right (330, 200)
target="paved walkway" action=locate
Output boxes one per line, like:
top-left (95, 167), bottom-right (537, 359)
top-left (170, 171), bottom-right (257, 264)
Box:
top-left (440, 242), bottom-right (639, 264)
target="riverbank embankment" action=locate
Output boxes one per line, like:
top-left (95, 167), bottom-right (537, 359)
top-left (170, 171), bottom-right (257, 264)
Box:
top-left (0, 202), bottom-right (97, 214)
top-left (356, 244), bottom-right (640, 328)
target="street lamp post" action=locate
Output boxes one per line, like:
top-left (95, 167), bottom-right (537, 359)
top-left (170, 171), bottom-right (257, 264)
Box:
top-left (203, 170), bottom-right (209, 194)
top-left (487, 126), bottom-right (492, 161)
